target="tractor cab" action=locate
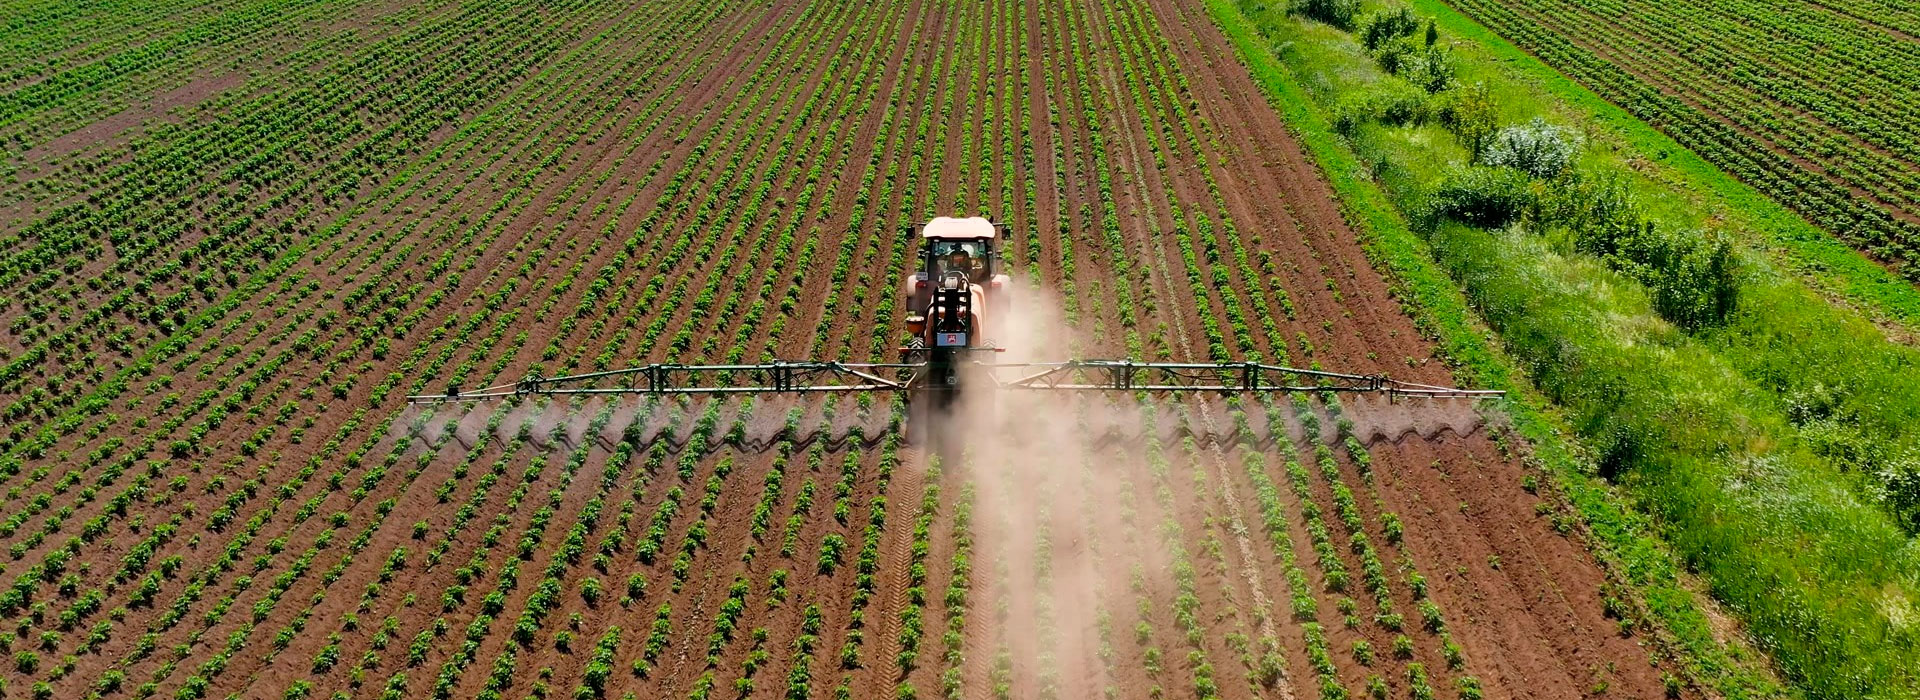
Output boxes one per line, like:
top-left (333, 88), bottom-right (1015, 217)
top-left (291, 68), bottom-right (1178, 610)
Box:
top-left (918, 216), bottom-right (999, 280)
top-left (903, 217), bottom-right (1013, 351)
top-left (928, 237), bottom-right (990, 281)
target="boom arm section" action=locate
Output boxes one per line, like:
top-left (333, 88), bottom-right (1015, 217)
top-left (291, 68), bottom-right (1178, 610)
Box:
top-left (407, 360), bottom-right (1499, 403)
top-left (994, 360), bottom-right (1502, 399)
top-left (409, 361), bottom-right (913, 402)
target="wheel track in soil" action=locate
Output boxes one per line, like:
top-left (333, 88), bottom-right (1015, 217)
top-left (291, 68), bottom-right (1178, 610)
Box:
top-left (1194, 401), bottom-right (1301, 700)
top-left (1082, 15), bottom-right (1321, 694)
top-left (852, 31), bottom-right (972, 700)
top-left (1081, 3), bottom-right (1290, 694)
top-left (1097, 12), bottom-right (1311, 693)
top-left (856, 447), bottom-right (925, 695)
top-left (953, 2), bottom-right (1049, 693)
top-left (1014, 0), bottom-right (1300, 697)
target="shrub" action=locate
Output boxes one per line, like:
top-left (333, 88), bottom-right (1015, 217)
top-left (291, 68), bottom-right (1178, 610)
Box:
top-left (1481, 117), bottom-right (1582, 179)
top-left (1440, 83), bottom-right (1500, 158)
top-left (1874, 455), bottom-right (1920, 531)
top-left (1374, 87), bottom-right (1432, 127)
top-left (1361, 8), bottom-right (1420, 50)
top-left (1425, 167), bottom-right (1535, 229)
top-left (1409, 46), bottom-right (1455, 93)
top-left (1554, 176), bottom-right (1739, 328)
top-left (1617, 225), bottom-right (1738, 329)
top-left (1369, 33), bottom-right (1454, 93)
top-left (1334, 83), bottom-right (1432, 135)
top-left (1293, 0), bottom-right (1361, 29)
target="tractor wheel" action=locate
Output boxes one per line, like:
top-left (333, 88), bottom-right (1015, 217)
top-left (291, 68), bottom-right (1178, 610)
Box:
top-left (904, 396), bottom-right (930, 447)
top-left (904, 390), bottom-right (961, 462)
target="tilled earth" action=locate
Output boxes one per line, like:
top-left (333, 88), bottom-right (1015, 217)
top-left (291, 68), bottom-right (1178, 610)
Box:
top-left (0, 0), bottom-right (1680, 697)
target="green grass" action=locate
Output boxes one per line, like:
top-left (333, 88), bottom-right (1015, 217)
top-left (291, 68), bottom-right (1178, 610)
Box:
top-left (1201, 0), bottom-right (1920, 697)
top-left (1386, 2), bottom-right (1920, 540)
top-left (1399, 0), bottom-right (1920, 327)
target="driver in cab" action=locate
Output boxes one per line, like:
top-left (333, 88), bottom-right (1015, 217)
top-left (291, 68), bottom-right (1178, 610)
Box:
top-left (943, 247), bottom-right (982, 281)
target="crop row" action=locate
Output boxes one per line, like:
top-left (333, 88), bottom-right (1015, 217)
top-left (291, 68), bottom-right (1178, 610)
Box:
top-left (0, 0), bottom-right (802, 690)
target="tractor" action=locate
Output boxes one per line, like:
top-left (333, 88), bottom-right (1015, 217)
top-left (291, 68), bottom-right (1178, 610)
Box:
top-left (898, 217), bottom-right (1010, 432)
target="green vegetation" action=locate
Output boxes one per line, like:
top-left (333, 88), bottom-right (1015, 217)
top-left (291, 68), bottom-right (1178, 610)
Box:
top-left (1431, 0), bottom-right (1920, 280)
top-left (1205, 0), bottom-right (1920, 696)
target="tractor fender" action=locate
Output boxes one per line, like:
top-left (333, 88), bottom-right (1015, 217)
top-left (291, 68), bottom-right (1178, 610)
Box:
top-left (986, 274), bottom-right (1012, 338)
top-left (970, 285), bottom-right (987, 328)
top-left (903, 272), bottom-right (931, 318)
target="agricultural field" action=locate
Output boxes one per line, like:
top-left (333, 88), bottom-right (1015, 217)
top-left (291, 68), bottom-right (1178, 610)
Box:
top-left (0, 0), bottom-right (1696, 698)
top-left (1429, 0), bottom-right (1920, 278)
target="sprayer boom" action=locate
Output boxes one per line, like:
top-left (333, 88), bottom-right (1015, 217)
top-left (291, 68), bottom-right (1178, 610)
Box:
top-left (405, 359), bottom-right (1499, 403)
top-left (410, 361), bottom-right (912, 402)
top-left (406, 219), bottom-right (1502, 410)
top-left (994, 360), bottom-right (1501, 399)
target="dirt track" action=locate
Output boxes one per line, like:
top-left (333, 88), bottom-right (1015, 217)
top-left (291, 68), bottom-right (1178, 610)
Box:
top-left (0, 0), bottom-right (1681, 697)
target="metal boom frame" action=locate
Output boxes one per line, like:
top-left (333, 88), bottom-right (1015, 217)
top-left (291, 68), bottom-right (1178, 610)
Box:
top-left (993, 361), bottom-right (1500, 399)
top-left (407, 360), bottom-right (1499, 403)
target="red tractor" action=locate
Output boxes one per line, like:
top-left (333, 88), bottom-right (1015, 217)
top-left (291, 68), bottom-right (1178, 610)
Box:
top-left (895, 217), bottom-right (1014, 446)
top-left (901, 217), bottom-right (1011, 390)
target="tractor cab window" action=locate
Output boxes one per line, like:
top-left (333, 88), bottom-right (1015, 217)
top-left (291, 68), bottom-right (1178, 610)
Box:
top-left (929, 240), bottom-right (987, 279)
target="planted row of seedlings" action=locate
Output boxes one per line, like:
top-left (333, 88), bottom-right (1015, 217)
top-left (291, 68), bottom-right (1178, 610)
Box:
top-left (0, 0), bottom-right (794, 694)
top-left (1481, 0), bottom-right (1920, 204)
top-left (0, 0), bottom-right (426, 154)
top-left (0, 0), bottom-right (607, 400)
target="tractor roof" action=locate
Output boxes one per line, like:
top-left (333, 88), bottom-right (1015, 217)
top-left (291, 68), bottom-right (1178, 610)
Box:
top-left (921, 216), bottom-right (997, 240)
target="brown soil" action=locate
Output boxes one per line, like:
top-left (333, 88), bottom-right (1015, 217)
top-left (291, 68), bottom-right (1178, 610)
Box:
top-left (0, 0), bottom-right (1688, 698)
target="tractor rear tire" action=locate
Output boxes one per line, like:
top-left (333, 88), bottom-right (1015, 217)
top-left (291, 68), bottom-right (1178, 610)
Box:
top-left (904, 397), bottom-right (930, 447)
top-left (904, 390), bottom-right (962, 463)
